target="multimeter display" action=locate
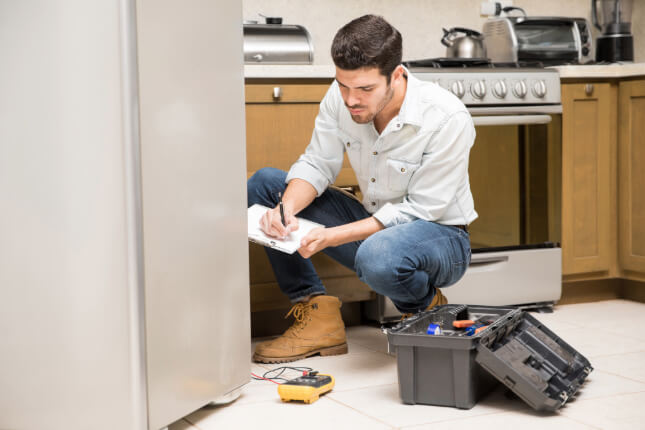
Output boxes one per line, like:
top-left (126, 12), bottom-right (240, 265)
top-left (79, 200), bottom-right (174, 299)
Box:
top-left (284, 375), bottom-right (332, 387)
top-left (277, 372), bottom-right (335, 404)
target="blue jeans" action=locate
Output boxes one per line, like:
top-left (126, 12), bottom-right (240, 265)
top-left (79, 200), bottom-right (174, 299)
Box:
top-left (247, 168), bottom-right (471, 313)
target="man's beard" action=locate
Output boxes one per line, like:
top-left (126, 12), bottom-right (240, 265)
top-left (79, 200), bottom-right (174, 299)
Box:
top-left (347, 84), bottom-right (394, 124)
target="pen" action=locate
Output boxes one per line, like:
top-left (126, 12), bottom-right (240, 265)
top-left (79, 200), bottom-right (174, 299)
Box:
top-left (278, 192), bottom-right (286, 227)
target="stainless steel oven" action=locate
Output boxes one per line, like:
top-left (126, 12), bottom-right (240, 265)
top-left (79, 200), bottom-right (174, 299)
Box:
top-left (365, 60), bottom-right (563, 321)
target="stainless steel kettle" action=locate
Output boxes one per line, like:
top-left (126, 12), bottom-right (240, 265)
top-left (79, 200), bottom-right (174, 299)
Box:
top-left (441, 27), bottom-right (486, 58)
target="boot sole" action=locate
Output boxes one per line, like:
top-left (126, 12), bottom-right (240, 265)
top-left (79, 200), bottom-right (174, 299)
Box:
top-left (252, 342), bottom-right (348, 364)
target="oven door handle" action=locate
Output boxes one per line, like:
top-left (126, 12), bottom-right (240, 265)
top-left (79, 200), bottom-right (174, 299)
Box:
top-left (472, 114), bottom-right (553, 126)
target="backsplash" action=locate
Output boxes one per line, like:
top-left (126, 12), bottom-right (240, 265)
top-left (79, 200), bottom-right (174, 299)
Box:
top-left (243, 0), bottom-right (644, 64)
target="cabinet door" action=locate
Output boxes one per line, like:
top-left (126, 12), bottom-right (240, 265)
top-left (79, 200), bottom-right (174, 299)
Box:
top-left (561, 82), bottom-right (614, 276)
top-left (245, 83), bottom-right (357, 187)
top-left (618, 79), bottom-right (645, 278)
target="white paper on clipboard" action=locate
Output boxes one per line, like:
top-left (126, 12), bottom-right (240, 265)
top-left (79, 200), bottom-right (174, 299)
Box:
top-left (247, 204), bottom-right (323, 254)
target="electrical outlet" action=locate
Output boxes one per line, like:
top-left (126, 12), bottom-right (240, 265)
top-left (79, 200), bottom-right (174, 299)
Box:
top-left (480, 1), bottom-right (514, 17)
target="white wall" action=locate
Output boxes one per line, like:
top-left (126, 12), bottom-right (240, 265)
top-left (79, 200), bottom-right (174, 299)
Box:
top-left (243, 0), bottom-right (644, 64)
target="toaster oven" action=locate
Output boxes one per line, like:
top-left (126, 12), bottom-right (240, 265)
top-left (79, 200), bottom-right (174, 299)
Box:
top-left (483, 17), bottom-right (593, 65)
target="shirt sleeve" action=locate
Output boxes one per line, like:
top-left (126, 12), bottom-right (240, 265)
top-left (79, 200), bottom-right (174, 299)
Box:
top-left (372, 111), bottom-right (476, 228)
top-left (285, 83), bottom-right (345, 196)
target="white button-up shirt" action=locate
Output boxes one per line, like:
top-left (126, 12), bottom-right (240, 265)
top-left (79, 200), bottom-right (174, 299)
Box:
top-left (286, 70), bottom-right (478, 228)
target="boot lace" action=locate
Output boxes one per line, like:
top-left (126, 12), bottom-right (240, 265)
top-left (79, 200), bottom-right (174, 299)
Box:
top-left (284, 302), bottom-right (314, 335)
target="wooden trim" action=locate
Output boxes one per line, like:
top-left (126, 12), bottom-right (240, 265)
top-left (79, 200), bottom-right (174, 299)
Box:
top-left (560, 279), bottom-right (621, 304)
top-left (620, 279), bottom-right (645, 303)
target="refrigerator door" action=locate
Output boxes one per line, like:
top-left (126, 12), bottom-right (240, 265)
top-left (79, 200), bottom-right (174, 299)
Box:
top-left (135, 0), bottom-right (251, 428)
top-left (1, 1), bottom-right (250, 429)
top-left (0, 1), bottom-right (147, 429)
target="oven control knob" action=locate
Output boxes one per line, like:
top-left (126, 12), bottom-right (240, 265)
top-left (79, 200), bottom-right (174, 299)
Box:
top-left (492, 80), bottom-right (507, 99)
top-left (450, 81), bottom-right (465, 99)
top-left (470, 80), bottom-right (487, 99)
top-left (513, 80), bottom-right (528, 98)
top-left (532, 80), bottom-right (547, 98)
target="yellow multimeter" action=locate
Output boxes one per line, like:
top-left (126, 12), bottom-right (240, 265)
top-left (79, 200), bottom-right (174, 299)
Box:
top-left (277, 372), bottom-right (335, 404)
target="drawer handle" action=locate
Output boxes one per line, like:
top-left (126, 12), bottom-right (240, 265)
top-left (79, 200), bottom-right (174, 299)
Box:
top-left (585, 84), bottom-right (594, 96)
top-left (273, 87), bottom-right (283, 100)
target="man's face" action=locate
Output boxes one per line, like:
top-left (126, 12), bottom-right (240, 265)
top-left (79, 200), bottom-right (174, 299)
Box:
top-left (335, 67), bottom-right (394, 124)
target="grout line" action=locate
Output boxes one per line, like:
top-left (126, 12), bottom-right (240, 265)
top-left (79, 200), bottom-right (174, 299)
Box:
top-left (325, 395), bottom-right (397, 429)
top-left (564, 388), bottom-right (645, 405)
top-left (559, 415), bottom-right (606, 430)
top-left (327, 382), bottom-right (399, 395)
top-left (396, 410), bottom-right (526, 429)
top-left (585, 349), bottom-right (645, 360)
top-left (589, 369), bottom-right (645, 386)
top-left (183, 417), bottom-right (204, 430)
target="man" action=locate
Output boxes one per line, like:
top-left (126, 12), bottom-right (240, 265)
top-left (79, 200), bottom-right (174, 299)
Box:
top-left (247, 15), bottom-right (477, 363)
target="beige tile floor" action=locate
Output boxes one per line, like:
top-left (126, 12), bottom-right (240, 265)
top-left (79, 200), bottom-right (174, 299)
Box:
top-left (169, 299), bottom-right (645, 430)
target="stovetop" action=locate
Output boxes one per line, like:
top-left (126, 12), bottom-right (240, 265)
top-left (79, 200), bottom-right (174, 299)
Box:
top-left (404, 57), bottom-right (547, 69)
top-left (404, 58), bottom-right (562, 106)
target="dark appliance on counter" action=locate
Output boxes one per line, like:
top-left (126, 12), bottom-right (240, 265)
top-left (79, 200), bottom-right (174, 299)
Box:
top-left (592, 0), bottom-right (634, 62)
top-left (483, 16), bottom-right (594, 65)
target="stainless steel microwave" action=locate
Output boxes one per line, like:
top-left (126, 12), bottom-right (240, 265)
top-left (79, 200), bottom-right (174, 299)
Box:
top-left (483, 17), bottom-right (593, 65)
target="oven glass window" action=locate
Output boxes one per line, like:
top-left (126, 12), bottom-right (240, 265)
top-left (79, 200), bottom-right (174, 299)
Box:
top-left (468, 124), bottom-right (560, 250)
top-left (515, 25), bottom-right (576, 50)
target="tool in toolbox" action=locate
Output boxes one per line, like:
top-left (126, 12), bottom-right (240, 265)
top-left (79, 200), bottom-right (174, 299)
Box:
top-left (387, 304), bottom-right (594, 411)
top-left (277, 371), bottom-right (335, 404)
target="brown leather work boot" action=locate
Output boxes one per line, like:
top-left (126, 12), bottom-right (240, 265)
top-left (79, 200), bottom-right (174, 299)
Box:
top-left (253, 295), bottom-right (348, 363)
top-left (400, 288), bottom-right (448, 320)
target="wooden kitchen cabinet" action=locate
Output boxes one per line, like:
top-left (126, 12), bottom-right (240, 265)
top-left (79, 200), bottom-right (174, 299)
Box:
top-left (245, 80), bottom-right (371, 312)
top-left (245, 80), bottom-right (357, 186)
top-left (618, 79), bottom-right (645, 280)
top-left (561, 82), bottom-right (616, 277)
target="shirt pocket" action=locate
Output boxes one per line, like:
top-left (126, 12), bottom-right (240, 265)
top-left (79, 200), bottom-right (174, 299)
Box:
top-left (339, 131), bottom-right (365, 173)
top-left (386, 158), bottom-right (420, 192)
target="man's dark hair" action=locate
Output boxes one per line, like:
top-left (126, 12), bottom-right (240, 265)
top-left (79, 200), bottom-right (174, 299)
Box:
top-left (331, 15), bottom-right (402, 83)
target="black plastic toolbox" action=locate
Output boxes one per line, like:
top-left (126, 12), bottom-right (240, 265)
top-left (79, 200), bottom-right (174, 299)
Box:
top-left (386, 304), bottom-right (593, 411)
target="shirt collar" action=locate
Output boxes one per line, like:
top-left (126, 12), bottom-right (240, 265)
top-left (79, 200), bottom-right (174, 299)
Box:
top-left (396, 66), bottom-right (423, 128)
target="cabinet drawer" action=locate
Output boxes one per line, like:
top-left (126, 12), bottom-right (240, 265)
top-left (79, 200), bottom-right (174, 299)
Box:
top-left (245, 83), bottom-right (329, 103)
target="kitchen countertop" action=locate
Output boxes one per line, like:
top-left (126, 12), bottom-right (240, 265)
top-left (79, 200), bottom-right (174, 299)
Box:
top-left (245, 63), bottom-right (645, 80)
top-left (550, 62), bottom-right (645, 79)
top-left (245, 65), bottom-right (335, 79)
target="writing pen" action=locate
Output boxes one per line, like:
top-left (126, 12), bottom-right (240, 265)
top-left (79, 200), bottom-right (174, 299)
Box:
top-left (278, 192), bottom-right (286, 227)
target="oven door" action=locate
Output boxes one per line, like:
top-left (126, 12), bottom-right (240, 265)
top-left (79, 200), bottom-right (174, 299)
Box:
top-left (364, 106), bottom-right (563, 322)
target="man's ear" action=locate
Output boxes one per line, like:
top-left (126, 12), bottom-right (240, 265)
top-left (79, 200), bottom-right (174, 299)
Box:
top-left (391, 65), bottom-right (405, 87)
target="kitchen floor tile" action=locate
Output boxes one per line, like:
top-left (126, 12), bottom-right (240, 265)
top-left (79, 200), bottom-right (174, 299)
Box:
top-left (559, 391), bottom-right (645, 430)
top-left (550, 300), bottom-right (645, 331)
top-left (185, 396), bottom-right (393, 430)
top-left (541, 325), bottom-right (645, 358)
top-left (403, 410), bottom-right (600, 430)
top-left (328, 384), bottom-right (524, 428)
top-left (346, 324), bottom-right (390, 353)
top-left (587, 351), bottom-right (645, 383)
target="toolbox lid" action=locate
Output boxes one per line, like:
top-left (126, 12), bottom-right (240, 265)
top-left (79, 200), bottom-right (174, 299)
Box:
top-left (475, 311), bottom-right (593, 412)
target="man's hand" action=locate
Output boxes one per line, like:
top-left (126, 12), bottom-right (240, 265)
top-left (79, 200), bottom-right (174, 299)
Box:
top-left (298, 227), bottom-right (334, 258)
top-left (259, 205), bottom-right (299, 239)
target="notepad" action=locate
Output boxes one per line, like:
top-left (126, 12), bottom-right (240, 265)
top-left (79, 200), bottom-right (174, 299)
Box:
top-left (247, 204), bottom-right (324, 254)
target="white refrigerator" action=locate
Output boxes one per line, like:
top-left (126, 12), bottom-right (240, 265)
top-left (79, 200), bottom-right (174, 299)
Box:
top-left (0, 1), bottom-right (251, 429)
